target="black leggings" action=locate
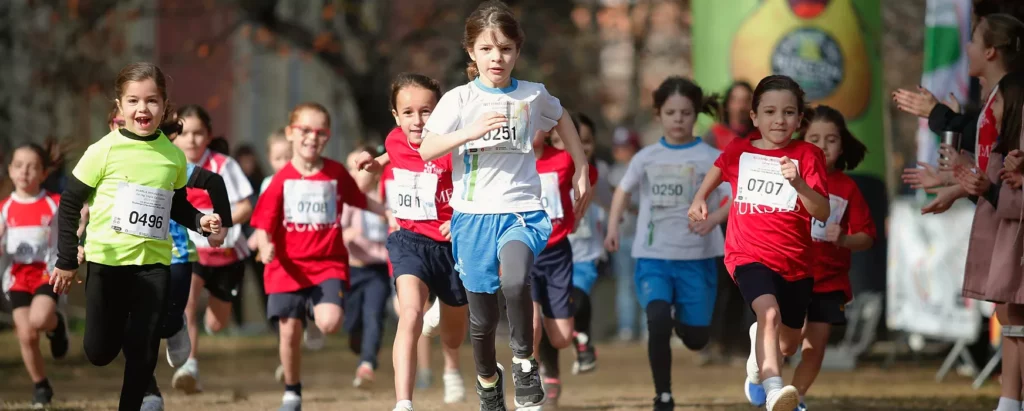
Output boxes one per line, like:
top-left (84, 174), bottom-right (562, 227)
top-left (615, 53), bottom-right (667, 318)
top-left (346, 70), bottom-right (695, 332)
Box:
top-left (468, 240), bottom-right (535, 378)
top-left (83, 262), bottom-right (170, 411)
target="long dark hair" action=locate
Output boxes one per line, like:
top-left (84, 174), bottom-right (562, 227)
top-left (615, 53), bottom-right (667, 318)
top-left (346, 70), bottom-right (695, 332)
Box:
top-left (800, 105), bottom-right (868, 171)
top-left (652, 76), bottom-right (720, 117)
top-left (995, 71), bottom-right (1024, 155)
top-left (721, 81), bottom-right (754, 128)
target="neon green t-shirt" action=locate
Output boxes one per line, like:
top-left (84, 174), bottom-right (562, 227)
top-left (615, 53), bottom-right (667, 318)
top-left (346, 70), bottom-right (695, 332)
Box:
top-left (73, 129), bottom-right (189, 266)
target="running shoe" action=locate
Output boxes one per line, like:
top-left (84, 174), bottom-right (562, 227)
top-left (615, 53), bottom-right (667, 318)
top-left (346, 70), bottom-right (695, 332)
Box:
top-left (31, 385), bottom-right (53, 410)
top-left (476, 363), bottom-right (507, 411)
top-left (353, 361), bottom-right (375, 389)
top-left (653, 392), bottom-right (674, 411)
top-left (542, 377), bottom-right (561, 407)
top-left (443, 370), bottom-right (466, 403)
top-left (140, 395), bottom-right (164, 411)
top-left (165, 318), bottom-right (191, 368)
top-left (511, 358), bottom-right (545, 407)
top-left (572, 331), bottom-right (597, 374)
top-left (171, 359), bottom-right (203, 394)
top-left (279, 391), bottom-right (302, 411)
top-left (766, 386), bottom-right (800, 411)
top-left (47, 311), bottom-right (69, 360)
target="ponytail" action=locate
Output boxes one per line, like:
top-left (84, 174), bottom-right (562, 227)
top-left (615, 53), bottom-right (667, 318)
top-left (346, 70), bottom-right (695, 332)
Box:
top-left (159, 101), bottom-right (183, 136)
top-left (466, 62), bottom-right (479, 80)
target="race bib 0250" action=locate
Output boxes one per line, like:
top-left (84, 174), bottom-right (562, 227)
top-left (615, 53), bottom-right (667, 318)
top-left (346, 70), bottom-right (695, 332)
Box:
top-left (645, 163), bottom-right (697, 208)
top-left (284, 179), bottom-right (338, 225)
top-left (811, 194), bottom-right (849, 241)
top-left (386, 169), bottom-right (439, 221)
top-left (110, 182), bottom-right (173, 240)
top-left (736, 152), bottom-right (799, 211)
top-left (539, 172), bottom-right (564, 220)
top-left (465, 101), bottom-right (531, 154)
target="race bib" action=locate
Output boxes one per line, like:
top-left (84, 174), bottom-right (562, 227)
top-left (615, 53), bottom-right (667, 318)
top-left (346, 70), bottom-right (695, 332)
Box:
top-left (539, 172), bottom-right (564, 220)
top-left (110, 182), bottom-right (172, 240)
top-left (465, 101), bottom-right (531, 154)
top-left (386, 169), bottom-right (439, 221)
top-left (811, 194), bottom-right (849, 242)
top-left (645, 163), bottom-right (697, 208)
top-left (5, 226), bottom-right (48, 263)
top-left (736, 153), bottom-right (799, 211)
top-left (362, 210), bottom-right (389, 243)
top-left (284, 179), bottom-right (337, 225)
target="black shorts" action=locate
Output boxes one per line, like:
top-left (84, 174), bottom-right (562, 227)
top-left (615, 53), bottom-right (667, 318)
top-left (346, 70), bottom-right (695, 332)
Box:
top-left (734, 263), bottom-right (813, 329)
top-left (387, 230), bottom-right (468, 307)
top-left (267, 278), bottom-right (345, 322)
top-left (7, 284), bottom-right (58, 309)
top-left (806, 291), bottom-right (848, 325)
top-left (530, 238), bottom-right (575, 319)
top-left (193, 260), bottom-right (245, 302)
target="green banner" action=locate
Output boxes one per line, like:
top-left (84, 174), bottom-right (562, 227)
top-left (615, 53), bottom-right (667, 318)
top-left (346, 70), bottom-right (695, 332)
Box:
top-left (692, 0), bottom-right (885, 182)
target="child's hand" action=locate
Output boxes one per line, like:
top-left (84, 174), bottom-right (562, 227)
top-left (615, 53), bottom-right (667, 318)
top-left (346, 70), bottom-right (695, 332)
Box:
top-left (466, 112), bottom-right (507, 141)
top-left (688, 220), bottom-right (716, 236)
top-left (200, 214), bottom-right (222, 234)
top-left (780, 156), bottom-right (802, 187)
top-left (825, 223), bottom-right (843, 244)
top-left (954, 165), bottom-right (990, 196)
top-left (49, 267), bottom-right (79, 295)
top-left (687, 199), bottom-right (708, 222)
top-left (572, 168), bottom-right (592, 219)
top-left (1006, 149), bottom-right (1024, 172)
top-left (604, 227), bottom-right (620, 252)
top-left (77, 245), bottom-right (85, 265)
top-left (354, 151), bottom-right (382, 173)
top-left (1001, 169), bottom-right (1024, 189)
top-left (208, 228), bottom-right (227, 248)
top-left (258, 240), bottom-right (275, 264)
top-left (439, 221), bottom-right (452, 241)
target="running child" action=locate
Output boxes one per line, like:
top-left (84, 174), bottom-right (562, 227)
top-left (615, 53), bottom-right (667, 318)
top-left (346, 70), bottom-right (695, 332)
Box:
top-left (688, 74), bottom-right (830, 411)
top-left (250, 102), bottom-right (387, 411)
top-left (1, 143), bottom-right (70, 409)
top-left (49, 62), bottom-right (222, 411)
top-left (169, 104), bottom-right (254, 394)
top-left (417, 2), bottom-right (591, 409)
top-left (260, 128), bottom-right (291, 195)
top-left (786, 105), bottom-right (875, 411)
top-left (604, 77), bottom-right (731, 411)
top-left (529, 123), bottom-right (598, 408)
top-left (342, 145), bottom-right (391, 389)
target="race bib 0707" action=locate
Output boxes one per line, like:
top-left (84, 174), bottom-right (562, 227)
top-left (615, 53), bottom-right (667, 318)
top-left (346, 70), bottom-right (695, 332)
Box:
top-left (465, 101), bottom-right (531, 154)
top-left (110, 182), bottom-right (173, 240)
top-left (386, 169), bottom-right (439, 221)
top-left (735, 152), bottom-right (799, 211)
top-left (284, 179), bottom-right (337, 225)
top-left (539, 172), bottom-right (564, 220)
top-left (811, 194), bottom-right (849, 241)
top-left (5, 226), bottom-right (49, 263)
top-left (645, 163), bottom-right (697, 208)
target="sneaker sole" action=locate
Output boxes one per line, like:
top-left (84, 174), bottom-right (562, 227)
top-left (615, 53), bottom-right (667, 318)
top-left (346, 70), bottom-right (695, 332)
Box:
top-left (572, 361), bottom-right (597, 375)
top-left (172, 373), bottom-right (201, 394)
top-left (769, 387), bottom-right (800, 411)
top-left (353, 377), bottom-right (374, 389)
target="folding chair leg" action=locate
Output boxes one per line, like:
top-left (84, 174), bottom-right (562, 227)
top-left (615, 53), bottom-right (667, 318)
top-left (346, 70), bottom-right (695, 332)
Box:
top-left (936, 340), bottom-right (968, 382)
top-left (973, 344), bottom-right (1003, 390)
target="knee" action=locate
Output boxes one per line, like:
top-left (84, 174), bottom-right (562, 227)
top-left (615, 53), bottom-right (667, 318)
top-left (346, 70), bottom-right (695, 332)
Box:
top-left (780, 340), bottom-right (801, 357)
top-left (205, 314), bottom-right (227, 333)
top-left (676, 324), bottom-right (710, 351)
top-left (316, 315), bottom-right (342, 335)
top-left (499, 274), bottom-right (529, 299)
top-left (645, 301), bottom-right (674, 338)
top-left (16, 326), bottom-right (39, 346)
top-left (27, 312), bottom-right (50, 331)
top-left (399, 307), bottom-right (425, 329)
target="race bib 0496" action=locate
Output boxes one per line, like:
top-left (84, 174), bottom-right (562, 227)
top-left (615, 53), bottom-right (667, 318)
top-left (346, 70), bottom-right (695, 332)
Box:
top-left (284, 179), bottom-right (337, 225)
top-left (736, 152), bottom-right (799, 211)
top-left (645, 163), bottom-right (697, 208)
top-left (110, 182), bottom-right (173, 240)
top-left (539, 172), bottom-right (564, 220)
top-left (386, 169), bottom-right (439, 221)
top-left (812, 194), bottom-right (849, 241)
top-left (465, 101), bottom-right (531, 154)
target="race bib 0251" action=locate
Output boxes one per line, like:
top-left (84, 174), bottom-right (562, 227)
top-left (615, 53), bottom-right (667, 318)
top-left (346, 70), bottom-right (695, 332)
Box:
top-left (110, 182), bottom-right (173, 240)
top-left (465, 101), bottom-right (532, 154)
top-left (736, 152), bottom-right (799, 211)
top-left (284, 179), bottom-right (338, 225)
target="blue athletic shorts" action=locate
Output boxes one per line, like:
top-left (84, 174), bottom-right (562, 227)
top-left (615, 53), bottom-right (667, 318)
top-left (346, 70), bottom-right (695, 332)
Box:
top-left (572, 260), bottom-right (599, 296)
top-left (450, 210), bottom-right (551, 294)
top-left (635, 258), bottom-right (717, 327)
top-left (530, 238), bottom-right (575, 318)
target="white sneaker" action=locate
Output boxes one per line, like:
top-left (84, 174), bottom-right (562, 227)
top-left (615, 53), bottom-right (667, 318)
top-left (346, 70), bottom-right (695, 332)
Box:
top-left (166, 320), bottom-right (191, 368)
top-left (422, 301), bottom-right (442, 338)
top-left (766, 385), bottom-right (800, 411)
top-left (304, 324), bottom-right (325, 351)
top-left (279, 391), bottom-right (302, 411)
top-left (443, 370), bottom-right (466, 404)
top-left (392, 401), bottom-right (414, 411)
top-left (353, 362), bottom-right (375, 389)
top-left (746, 323), bottom-right (760, 384)
top-left (171, 359), bottom-right (203, 394)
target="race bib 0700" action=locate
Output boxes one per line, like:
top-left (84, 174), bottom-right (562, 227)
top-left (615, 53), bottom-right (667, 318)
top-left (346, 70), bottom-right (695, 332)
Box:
top-left (736, 152), bottom-right (799, 211)
top-left (284, 179), bottom-right (337, 225)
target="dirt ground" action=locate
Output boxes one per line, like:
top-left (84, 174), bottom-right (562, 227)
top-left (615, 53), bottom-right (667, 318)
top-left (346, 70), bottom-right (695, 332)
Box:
top-left (0, 332), bottom-right (1004, 411)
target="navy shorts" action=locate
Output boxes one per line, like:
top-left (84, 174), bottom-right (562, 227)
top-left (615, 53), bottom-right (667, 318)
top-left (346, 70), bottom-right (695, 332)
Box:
top-left (343, 264), bottom-right (391, 333)
top-left (734, 263), bottom-right (813, 330)
top-left (7, 284), bottom-right (58, 309)
top-left (267, 278), bottom-right (345, 322)
top-left (806, 291), bottom-right (848, 325)
top-left (193, 260), bottom-right (245, 302)
top-left (530, 238), bottom-right (575, 319)
top-left (387, 229), bottom-right (468, 307)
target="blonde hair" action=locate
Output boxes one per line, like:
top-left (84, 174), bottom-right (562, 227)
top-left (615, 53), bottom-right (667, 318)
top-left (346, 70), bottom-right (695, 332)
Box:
top-left (288, 102), bottom-right (331, 127)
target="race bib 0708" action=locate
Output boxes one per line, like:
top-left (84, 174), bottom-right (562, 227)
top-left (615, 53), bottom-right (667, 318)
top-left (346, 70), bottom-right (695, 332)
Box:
top-left (465, 101), bottom-right (532, 154)
top-left (736, 152), bottom-right (799, 211)
top-left (645, 163), bottom-right (697, 208)
top-left (386, 169), bottom-right (439, 221)
top-left (110, 182), bottom-right (173, 240)
top-left (5, 226), bottom-right (48, 263)
top-left (811, 194), bottom-right (849, 241)
top-left (284, 179), bottom-right (337, 225)
top-left (539, 172), bottom-right (564, 220)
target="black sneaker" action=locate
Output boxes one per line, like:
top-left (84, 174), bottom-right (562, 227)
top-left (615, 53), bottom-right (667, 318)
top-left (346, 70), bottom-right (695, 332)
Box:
top-left (47, 311), bottom-right (69, 360)
top-left (653, 392), bottom-right (675, 411)
top-left (511, 358), bottom-right (545, 407)
top-left (572, 333), bottom-right (597, 375)
top-left (32, 385), bottom-right (53, 409)
top-left (475, 363), bottom-right (506, 411)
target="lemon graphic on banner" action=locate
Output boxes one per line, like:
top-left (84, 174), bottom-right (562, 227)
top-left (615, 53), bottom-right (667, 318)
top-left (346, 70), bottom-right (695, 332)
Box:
top-left (731, 0), bottom-right (870, 118)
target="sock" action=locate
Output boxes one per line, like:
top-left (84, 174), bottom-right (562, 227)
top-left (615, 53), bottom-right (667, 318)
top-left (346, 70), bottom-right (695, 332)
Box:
top-left (762, 376), bottom-right (783, 397)
top-left (512, 355), bottom-right (535, 371)
top-left (997, 397), bottom-right (1022, 411)
top-left (395, 399), bottom-right (413, 410)
top-left (34, 378), bottom-right (51, 391)
top-left (285, 382), bottom-right (302, 397)
top-left (799, 394), bottom-right (805, 404)
top-left (657, 392), bottom-right (672, 403)
top-left (478, 375), bottom-right (498, 388)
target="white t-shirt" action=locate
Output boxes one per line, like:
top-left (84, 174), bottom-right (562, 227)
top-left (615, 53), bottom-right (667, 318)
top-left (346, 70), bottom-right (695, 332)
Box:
top-left (423, 78), bottom-right (563, 214)
top-left (607, 162), bottom-right (638, 237)
top-left (618, 138), bottom-right (730, 261)
top-left (569, 202), bottom-right (606, 263)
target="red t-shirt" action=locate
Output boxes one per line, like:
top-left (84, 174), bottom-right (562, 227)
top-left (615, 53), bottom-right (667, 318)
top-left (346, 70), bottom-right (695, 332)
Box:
top-left (1, 191), bottom-right (60, 294)
top-left (535, 146), bottom-right (599, 247)
top-left (976, 87), bottom-right (998, 171)
top-left (714, 138), bottom-right (828, 281)
top-left (380, 127), bottom-right (455, 243)
top-left (809, 171), bottom-right (875, 300)
top-left (250, 159), bottom-right (368, 293)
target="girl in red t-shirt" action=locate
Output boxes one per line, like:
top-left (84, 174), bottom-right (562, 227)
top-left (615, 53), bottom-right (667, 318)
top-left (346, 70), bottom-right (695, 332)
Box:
top-left (792, 105), bottom-right (876, 409)
top-left (1, 144), bottom-right (68, 409)
top-left (689, 75), bottom-right (830, 411)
